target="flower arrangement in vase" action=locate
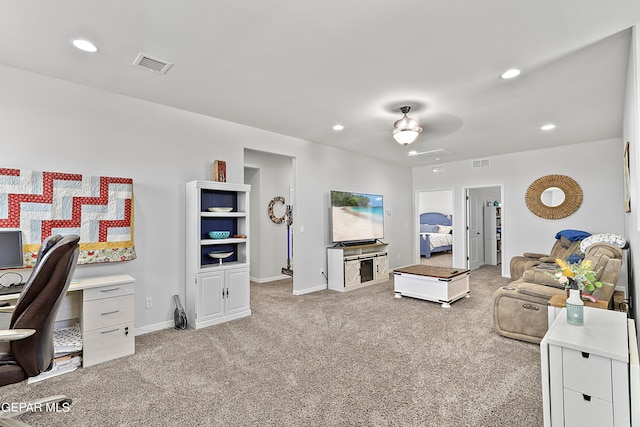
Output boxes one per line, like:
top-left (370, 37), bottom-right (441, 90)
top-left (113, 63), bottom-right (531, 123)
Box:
top-left (549, 258), bottom-right (607, 294)
top-left (548, 258), bottom-right (612, 326)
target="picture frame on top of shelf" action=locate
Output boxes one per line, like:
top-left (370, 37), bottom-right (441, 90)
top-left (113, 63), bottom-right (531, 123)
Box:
top-left (213, 160), bottom-right (226, 182)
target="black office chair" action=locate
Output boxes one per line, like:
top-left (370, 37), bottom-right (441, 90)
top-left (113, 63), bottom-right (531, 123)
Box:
top-left (0, 234), bottom-right (80, 426)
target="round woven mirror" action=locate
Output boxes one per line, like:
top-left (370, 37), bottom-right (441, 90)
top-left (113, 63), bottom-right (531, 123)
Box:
top-left (525, 174), bottom-right (582, 219)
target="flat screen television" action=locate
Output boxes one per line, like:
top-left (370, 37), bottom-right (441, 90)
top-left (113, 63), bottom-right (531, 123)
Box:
top-left (330, 190), bottom-right (384, 244)
top-left (0, 229), bottom-right (23, 269)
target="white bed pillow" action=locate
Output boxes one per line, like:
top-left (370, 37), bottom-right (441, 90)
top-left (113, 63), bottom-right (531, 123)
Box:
top-left (438, 225), bottom-right (453, 234)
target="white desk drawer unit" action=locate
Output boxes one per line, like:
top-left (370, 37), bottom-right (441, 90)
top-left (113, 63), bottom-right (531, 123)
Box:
top-left (562, 347), bottom-right (613, 402)
top-left (81, 280), bottom-right (135, 367)
top-left (541, 307), bottom-right (631, 427)
top-left (0, 274), bottom-right (136, 377)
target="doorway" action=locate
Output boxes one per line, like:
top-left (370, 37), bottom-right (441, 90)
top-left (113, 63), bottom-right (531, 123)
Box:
top-left (465, 186), bottom-right (502, 271)
top-left (417, 189), bottom-right (453, 268)
top-left (244, 149), bottom-right (295, 287)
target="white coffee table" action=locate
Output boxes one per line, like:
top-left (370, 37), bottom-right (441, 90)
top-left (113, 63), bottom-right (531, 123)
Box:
top-left (393, 265), bottom-right (470, 308)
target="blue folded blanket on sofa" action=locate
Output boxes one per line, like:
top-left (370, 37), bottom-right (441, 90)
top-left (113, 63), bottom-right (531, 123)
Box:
top-left (555, 229), bottom-right (591, 242)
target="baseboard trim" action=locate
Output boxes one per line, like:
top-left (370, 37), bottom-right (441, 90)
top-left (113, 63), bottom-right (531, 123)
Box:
top-left (293, 284), bottom-right (327, 296)
top-left (135, 320), bottom-right (173, 336)
top-left (189, 310), bottom-right (251, 330)
top-left (250, 274), bottom-right (291, 283)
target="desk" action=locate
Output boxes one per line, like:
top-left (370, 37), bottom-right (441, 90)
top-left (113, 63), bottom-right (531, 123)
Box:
top-left (0, 274), bottom-right (135, 368)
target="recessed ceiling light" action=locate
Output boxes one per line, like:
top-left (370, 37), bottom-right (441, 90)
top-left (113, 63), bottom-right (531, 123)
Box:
top-left (407, 150), bottom-right (418, 156)
top-left (541, 124), bottom-right (556, 131)
top-left (71, 39), bottom-right (98, 53)
top-left (500, 68), bottom-right (521, 79)
top-left (332, 124), bottom-right (344, 131)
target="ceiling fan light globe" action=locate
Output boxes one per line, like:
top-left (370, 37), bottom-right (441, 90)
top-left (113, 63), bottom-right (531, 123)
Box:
top-left (392, 105), bottom-right (422, 145)
top-left (393, 129), bottom-right (419, 145)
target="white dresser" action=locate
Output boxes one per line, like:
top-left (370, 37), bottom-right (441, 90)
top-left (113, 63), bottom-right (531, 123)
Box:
top-left (541, 307), bottom-right (631, 427)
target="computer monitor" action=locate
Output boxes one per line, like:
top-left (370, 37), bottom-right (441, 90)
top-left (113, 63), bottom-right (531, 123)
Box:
top-left (0, 229), bottom-right (23, 269)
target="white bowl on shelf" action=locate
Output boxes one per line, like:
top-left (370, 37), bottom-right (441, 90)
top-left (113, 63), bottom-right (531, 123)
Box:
top-left (208, 207), bottom-right (233, 212)
top-left (208, 251), bottom-right (234, 259)
top-left (208, 251), bottom-right (234, 265)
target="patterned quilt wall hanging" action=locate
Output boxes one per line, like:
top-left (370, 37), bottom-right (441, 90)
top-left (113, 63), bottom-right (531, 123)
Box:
top-left (0, 168), bottom-right (136, 267)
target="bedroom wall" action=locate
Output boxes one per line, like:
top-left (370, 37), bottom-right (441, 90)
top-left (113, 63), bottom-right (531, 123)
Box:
top-left (418, 190), bottom-right (452, 215)
top-left (413, 138), bottom-right (625, 282)
top-left (0, 64), bottom-right (414, 331)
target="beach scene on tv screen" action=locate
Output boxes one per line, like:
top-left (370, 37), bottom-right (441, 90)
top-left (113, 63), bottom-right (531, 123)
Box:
top-left (331, 191), bottom-right (384, 242)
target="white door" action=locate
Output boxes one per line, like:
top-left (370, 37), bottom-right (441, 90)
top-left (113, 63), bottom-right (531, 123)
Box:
top-left (466, 190), bottom-right (483, 271)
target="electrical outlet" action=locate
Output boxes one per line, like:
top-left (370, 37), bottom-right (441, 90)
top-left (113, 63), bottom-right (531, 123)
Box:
top-left (145, 297), bottom-right (152, 309)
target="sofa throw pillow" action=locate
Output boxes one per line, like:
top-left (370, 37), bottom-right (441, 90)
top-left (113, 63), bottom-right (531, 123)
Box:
top-left (421, 224), bottom-right (439, 233)
top-left (580, 233), bottom-right (627, 253)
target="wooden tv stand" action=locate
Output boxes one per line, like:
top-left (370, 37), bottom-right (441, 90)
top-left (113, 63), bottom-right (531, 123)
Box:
top-left (327, 242), bottom-right (389, 292)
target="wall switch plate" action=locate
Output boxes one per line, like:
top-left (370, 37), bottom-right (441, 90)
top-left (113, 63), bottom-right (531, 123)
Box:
top-left (145, 297), bottom-right (152, 309)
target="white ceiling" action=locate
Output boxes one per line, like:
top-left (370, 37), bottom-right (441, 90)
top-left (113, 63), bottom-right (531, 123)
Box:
top-left (2, 1), bottom-right (640, 167)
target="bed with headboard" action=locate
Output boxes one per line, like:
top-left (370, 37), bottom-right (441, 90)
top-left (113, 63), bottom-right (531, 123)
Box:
top-left (419, 212), bottom-right (453, 258)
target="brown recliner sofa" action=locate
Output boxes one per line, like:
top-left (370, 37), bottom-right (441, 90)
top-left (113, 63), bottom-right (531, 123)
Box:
top-left (493, 242), bottom-right (623, 344)
top-left (510, 234), bottom-right (584, 280)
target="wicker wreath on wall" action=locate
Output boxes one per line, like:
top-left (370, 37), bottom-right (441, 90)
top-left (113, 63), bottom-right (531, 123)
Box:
top-left (525, 174), bottom-right (583, 220)
top-left (268, 196), bottom-right (286, 224)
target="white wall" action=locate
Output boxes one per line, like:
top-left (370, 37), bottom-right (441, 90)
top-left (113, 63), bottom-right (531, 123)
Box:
top-left (244, 166), bottom-right (261, 279)
top-left (413, 139), bottom-right (625, 280)
top-left (0, 64), bottom-right (413, 330)
top-left (623, 26), bottom-right (639, 334)
top-left (418, 190), bottom-right (452, 215)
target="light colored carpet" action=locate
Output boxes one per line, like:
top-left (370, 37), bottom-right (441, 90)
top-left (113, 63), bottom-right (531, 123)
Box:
top-left (3, 265), bottom-right (542, 426)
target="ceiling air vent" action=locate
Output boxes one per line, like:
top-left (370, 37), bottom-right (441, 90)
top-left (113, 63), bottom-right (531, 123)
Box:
top-left (133, 53), bottom-right (173, 75)
top-left (406, 148), bottom-right (454, 158)
top-left (472, 158), bottom-right (490, 168)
